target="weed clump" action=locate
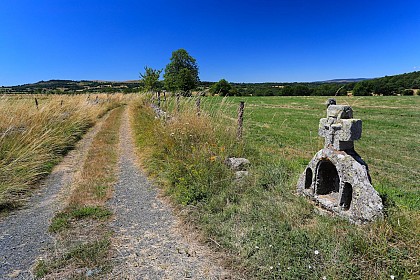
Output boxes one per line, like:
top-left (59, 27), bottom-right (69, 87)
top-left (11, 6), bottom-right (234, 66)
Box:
top-left (49, 206), bottom-right (112, 233)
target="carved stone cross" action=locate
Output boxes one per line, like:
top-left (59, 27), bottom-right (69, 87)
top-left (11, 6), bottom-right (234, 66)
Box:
top-left (298, 100), bottom-right (383, 223)
top-left (318, 105), bottom-right (362, 151)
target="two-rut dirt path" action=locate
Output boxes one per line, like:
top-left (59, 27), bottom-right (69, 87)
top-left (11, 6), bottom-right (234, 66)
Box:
top-left (0, 112), bottom-right (109, 279)
top-left (0, 106), bottom-right (231, 279)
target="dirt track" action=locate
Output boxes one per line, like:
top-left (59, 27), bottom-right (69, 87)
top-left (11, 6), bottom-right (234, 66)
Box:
top-left (0, 113), bottom-right (108, 279)
top-left (0, 106), bottom-right (231, 279)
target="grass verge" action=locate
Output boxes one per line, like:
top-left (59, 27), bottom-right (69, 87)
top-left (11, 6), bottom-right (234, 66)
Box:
top-left (34, 105), bottom-right (124, 279)
top-left (131, 95), bottom-right (419, 280)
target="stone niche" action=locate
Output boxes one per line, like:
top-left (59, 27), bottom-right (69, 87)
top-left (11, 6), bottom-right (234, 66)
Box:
top-left (297, 101), bottom-right (383, 224)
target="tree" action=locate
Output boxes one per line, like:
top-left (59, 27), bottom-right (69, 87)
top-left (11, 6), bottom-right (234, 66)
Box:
top-left (352, 81), bottom-right (372, 96)
top-left (163, 49), bottom-right (199, 95)
top-left (412, 78), bottom-right (420, 89)
top-left (139, 66), bottom-right (162, 93)
top-left (210, 79), bottom-right (232, 96)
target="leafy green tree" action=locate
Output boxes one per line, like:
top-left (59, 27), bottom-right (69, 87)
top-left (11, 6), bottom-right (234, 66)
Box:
top-left (412, 78), bottom-right (420, 89)
top-left (163, 49), bottom-right (199, 95)
top-left (210, 79), bottom-right (232, 96)
top-left (353, 81), bottom-right (373, 96)
top-left (139, 66), bottom-right (162, 93)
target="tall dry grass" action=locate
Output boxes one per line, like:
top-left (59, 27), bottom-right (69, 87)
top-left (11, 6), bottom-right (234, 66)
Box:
top-left (0, 94), bottom-right (123, 209)
top-left (131, 94), bottom-right (246, 205)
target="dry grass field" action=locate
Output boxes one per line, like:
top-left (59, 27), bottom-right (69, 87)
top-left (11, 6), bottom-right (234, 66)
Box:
top-left (0, 94), bottom-right (122, 210)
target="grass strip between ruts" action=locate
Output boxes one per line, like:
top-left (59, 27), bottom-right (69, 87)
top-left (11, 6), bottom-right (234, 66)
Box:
top-left (34, 105), bottom-right (124, 279)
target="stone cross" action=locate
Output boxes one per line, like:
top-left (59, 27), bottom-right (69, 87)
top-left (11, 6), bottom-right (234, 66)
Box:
top-left (318, 104), bottom-right (362, 151)
top-left (298, 99), bottom-right (383, 223)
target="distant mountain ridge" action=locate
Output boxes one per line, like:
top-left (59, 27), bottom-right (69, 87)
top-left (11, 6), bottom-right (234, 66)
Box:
top-left (320, 78), bottom-right (370, 83)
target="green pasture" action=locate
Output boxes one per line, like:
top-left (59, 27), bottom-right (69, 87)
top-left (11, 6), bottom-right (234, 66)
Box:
top-left (200, 96), bottom-right (419, 211)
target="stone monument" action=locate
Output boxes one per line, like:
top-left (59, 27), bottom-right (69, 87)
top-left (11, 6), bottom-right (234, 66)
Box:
top-left (297, 100), bottom-right (383, 224)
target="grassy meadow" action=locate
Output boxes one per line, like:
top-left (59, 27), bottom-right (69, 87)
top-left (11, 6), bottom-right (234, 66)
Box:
top-left (0, 94), bottom-right (122, 211)
top-left (132, 95), bottom-right (419, 279)
top-left (201, 96), bottom-right (419, 211)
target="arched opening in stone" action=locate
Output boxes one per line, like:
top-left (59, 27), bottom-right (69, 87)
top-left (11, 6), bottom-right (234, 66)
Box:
top-left (340, 182), bottom-right (353, 210)
top-left (305, 168), bottom-right (313, 189)
top-left (316, 160), bottom-right (339, 195)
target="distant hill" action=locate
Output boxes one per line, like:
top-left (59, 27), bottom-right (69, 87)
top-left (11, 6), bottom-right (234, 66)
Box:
top-left (1, 80), bottom-right (142, 94)
top-left (320, 78), bottom-right (369, 83)
top-left (1, 71), bottom-right (419, 96)
top-left (351, 71), bottom-right (420, 96)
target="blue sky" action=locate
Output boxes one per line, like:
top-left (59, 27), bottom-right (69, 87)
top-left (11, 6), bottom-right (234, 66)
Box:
top-left (1, 0), bottom-right (419, 85)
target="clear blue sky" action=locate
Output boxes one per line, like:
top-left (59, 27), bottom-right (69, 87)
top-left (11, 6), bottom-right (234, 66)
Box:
top-left (1, 0), bottom-right (419, 86)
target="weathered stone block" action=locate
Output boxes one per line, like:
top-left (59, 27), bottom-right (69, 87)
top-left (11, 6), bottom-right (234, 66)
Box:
top-left (338, 119), bottom-right (362, 141)
top-left (327, 105), bottom-right (353, 119)
top-left (225, 157), bottom-right (250, 171)
top-left (318, 118), bottom-right (330, 138)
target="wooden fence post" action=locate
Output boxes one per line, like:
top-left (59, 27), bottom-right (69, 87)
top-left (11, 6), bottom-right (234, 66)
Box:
top-left (35, 98), bottom-right (39, 110)
top-left (157, 91), bottom-right (161, 108)
top-left (237, 101), bottom-right (245, 140)
top-left (176, 94), bottom-right (180, 112)
top-left (196, 97), bottom-right (201, 116)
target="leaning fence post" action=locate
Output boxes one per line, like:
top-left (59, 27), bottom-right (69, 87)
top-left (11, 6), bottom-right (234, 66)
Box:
top-left (196, 97), bottom-right (201, 116)
top-left (237, 101), bottom-right (245, 140)
top-left (35, 98), bottom-right (39, 110)
top-left (157, 91), bottom-right (161, 108)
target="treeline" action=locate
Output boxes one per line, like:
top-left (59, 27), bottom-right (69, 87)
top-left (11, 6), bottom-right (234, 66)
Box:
top-left (206, 71), bottom-right (420, 96)
top-left (352, 71), bottom-right (420, 96)
top-left (2, 80), bottom-right (142, 94)
top-left (3, 71), bottom-right (419, 96)
top-left (229, 82), bottom-right (351, 96)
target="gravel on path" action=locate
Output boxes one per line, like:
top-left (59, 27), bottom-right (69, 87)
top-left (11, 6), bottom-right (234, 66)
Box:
top-left (109, 107), bottom-right (232, 280)
top-left (0, 114), bottom-right (109, 280)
